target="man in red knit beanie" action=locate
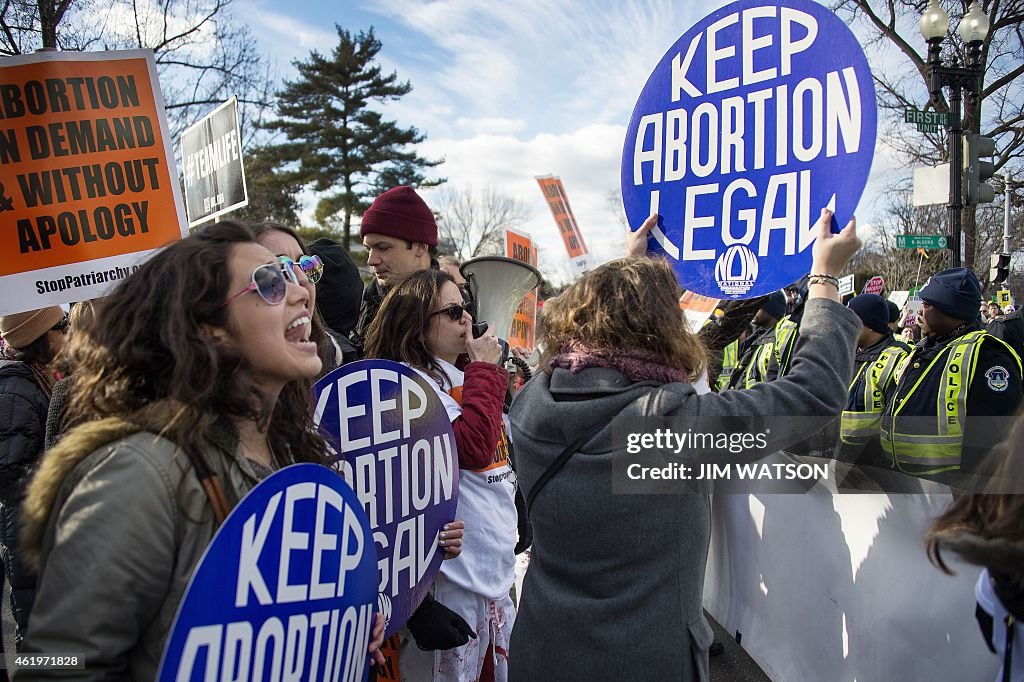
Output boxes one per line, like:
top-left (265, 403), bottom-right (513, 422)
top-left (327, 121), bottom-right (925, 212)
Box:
top-left (352, 186), bottom-right (441, 353)
top-left (360, 185), bottom-right (439, 287)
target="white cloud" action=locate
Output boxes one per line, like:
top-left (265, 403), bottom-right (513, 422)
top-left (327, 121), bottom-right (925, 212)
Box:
top-left (417, 123), bottom-right (629, 284)
top-left (236, 7), bottom-right (337, 56)
top-left (452, 117), bottom-right (526, 136)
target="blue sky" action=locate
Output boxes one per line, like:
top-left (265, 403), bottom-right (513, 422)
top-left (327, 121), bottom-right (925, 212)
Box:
top-left (236, 0), bottom-right (908, 282)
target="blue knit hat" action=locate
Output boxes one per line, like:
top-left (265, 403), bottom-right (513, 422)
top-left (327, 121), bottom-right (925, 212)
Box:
top-left (761, 291), bottom-right (788, 320)
top-left (919, 267), bottom-right (982, 322)
top-left (847, 294), bottom-right (889, 334)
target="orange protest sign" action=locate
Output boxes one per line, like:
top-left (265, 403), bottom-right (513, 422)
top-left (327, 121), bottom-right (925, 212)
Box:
top-left (0, 50), bottom-right (186, 314)
top-left (505, 227), bottom-right (538, 352)
top-left (536, 175), bottom-right (591, 273)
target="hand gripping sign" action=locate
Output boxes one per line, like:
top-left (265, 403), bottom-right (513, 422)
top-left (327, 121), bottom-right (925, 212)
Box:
top-left (158, 464), bottom-right (378, 682)
top-left (313, 360), bottom-right (459, 639)
top-left (621, 0), bottom-right (876, 299)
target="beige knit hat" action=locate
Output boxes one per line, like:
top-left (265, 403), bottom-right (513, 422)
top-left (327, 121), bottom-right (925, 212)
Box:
top-left (0, 306), bottom-right (65, 350)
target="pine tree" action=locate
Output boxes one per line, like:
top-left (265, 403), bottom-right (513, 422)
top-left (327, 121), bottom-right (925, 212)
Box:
top-left (263, 26), bottom-right (443, 249)
top-left (232, 145), bottom-right (302, 226)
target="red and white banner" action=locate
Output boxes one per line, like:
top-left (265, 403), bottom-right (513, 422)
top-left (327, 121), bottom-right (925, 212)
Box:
top-left (536, 175), bottom-right (591, 275)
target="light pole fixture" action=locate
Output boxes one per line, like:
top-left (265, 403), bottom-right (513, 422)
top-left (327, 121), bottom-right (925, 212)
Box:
top-left (919, 0), bottom-right (990, 268)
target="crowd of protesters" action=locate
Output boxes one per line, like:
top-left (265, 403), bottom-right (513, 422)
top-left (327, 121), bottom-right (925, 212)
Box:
top-left (1, 185), bottom-right (1023, 682)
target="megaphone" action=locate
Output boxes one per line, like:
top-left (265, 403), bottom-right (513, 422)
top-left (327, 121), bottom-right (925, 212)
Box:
top-left (460, 256), bottom-right (542, 368)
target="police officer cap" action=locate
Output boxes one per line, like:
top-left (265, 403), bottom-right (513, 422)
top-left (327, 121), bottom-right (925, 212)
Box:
top-left (847, 294), bottom-right (890, 334)
top-left (760, 291), bottom-right (788, 320)
top-left (919, 267), bottom-right (982, 322)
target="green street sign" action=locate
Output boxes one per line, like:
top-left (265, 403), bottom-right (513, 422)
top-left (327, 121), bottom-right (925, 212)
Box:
top-left (904, 106), bottom-right (950, 127)
top-left (897, 234), bottom-right (950, 250)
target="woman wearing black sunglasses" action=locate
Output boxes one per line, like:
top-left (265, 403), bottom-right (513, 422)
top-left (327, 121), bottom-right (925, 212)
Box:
top-left (18, 221), bottom-right (386, 679)
top-left (364, 269), bottom-right (519, 682)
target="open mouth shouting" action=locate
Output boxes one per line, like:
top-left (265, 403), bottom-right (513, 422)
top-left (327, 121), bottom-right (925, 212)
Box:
top-left (285, 314), bottom-right (317, 353)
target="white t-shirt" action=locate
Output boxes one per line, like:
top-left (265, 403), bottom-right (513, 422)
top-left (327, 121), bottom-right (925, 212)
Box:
top-left (409, 358), bottom-right (518, 600)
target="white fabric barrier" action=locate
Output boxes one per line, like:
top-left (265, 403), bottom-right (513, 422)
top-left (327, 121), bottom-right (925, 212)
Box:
top-left (703, 463), bottom-right (999, 681)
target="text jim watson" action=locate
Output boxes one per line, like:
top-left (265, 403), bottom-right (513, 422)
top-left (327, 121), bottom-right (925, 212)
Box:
top-left (626, 461), bottom-right (830, 481)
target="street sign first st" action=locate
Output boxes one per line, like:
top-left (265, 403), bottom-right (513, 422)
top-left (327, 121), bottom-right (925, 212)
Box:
top-left (904, 106), bottom-right (949, 133)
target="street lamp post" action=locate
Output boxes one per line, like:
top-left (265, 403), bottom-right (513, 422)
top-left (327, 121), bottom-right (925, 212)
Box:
top-left (919, 0), bottom-right (990, 268)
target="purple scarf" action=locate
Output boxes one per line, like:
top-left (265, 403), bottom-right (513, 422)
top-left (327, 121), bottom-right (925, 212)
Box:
top-left (549, 340), bottom-right (692, 385)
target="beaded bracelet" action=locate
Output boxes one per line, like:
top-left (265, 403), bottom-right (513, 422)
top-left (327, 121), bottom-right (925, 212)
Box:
top-left (807, 276), bottom-right (839, 289)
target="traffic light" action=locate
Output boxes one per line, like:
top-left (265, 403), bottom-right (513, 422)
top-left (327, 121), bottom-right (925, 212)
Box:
top-left (990, 253), bottom-right (1010, 285)
top-left (964, 132), bottom-right (996, 206)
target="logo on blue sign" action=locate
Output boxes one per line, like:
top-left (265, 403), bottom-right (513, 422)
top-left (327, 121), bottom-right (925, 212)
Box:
top-left (313, 360), bottom-right (459, 639)
top-left (159, 464), bottom-right (378, 682)
top-left (621, 0), bottom-right (876, 298)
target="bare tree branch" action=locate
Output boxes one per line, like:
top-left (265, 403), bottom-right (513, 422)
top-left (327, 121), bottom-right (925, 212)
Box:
top-left (435, 186), bottom-right (531, 261)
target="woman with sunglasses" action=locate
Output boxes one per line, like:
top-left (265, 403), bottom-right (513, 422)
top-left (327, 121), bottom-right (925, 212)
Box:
top-left (364, 269), bottom-right (519, 682)
top-left (0, 306), bottom-right (68, 650)
top-left (19, 221), bottom-right (385, 680)
top-left (250, 222), bottom-right (355, 374)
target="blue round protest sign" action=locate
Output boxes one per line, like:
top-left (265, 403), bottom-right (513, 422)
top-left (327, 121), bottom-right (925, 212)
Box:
top-left (621, 0), bottom-right (876, 298)
top-left (158, 464), bottom-right (378, 682)
top-left (312, 360), bottom-right (459, 639)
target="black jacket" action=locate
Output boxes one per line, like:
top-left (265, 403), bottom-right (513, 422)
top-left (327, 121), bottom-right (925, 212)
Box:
top-left (988, 310), bottom-right (1024, 363)
top-left (0, 359), bottom-right (50, 644)
top-left (351, 279), bottom-right (385, 360)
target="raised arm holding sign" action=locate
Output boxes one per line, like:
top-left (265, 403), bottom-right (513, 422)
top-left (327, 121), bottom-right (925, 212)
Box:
top-left (621, 0), bottom-right (876, 299)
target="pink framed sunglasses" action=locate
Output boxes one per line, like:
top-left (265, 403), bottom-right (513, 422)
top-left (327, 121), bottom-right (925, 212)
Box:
top-left (221, 261), bottom-right (300, 307)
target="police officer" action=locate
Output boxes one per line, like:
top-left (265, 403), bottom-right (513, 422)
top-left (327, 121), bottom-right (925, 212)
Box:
top-left (727, 291), bottom-right (787, 389)
top-left (767, 276), bottom-right (808, 381)
top-left (880, 268), bottom-right (1023, 483)
top-left (837, 294), bottom-right (911, 467)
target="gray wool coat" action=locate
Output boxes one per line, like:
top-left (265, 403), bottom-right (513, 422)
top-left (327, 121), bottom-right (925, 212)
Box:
top-left (507, 298), bottom-right (860, 681)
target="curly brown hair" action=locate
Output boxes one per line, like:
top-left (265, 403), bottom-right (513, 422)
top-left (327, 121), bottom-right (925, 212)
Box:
top-left (363, 268), bottom-right (457, 388)
top-left (539, 257), bottom-right (707, 379)
top-left (66, 220), bottom-right (328, 468)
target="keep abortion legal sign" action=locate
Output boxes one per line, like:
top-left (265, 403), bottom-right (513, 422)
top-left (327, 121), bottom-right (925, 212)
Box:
top-left (621, 0), bottom-right (876, 299)
top-left (313, 360), bottom-right (459, 639)
top-left (158, 464), bottom-right (378, 682)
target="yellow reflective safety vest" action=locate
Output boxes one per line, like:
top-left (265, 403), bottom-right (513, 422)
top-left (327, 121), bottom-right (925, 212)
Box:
top-left (773, 314), bottom-right (800, 379)
top-left (716, 339), bottom-right (739, 391)
top-left (880, 330), bottom-right (1022, 476)
top-left (727, 330), bottom-right (774, 390)
top-left (742, 339), bottom-right (774, 388)
top-left (840, 340), bottom-right (911, 445)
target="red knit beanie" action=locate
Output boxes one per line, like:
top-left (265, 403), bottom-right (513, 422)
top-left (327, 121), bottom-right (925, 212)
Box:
top-left (359, 186), bottom-right (438, 246)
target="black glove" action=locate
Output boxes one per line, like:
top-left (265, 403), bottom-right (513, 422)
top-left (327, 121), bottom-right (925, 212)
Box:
top-left (514, 483), bottom-right (533, 555)
top-left (406, 593), bottom-right (477, 651)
